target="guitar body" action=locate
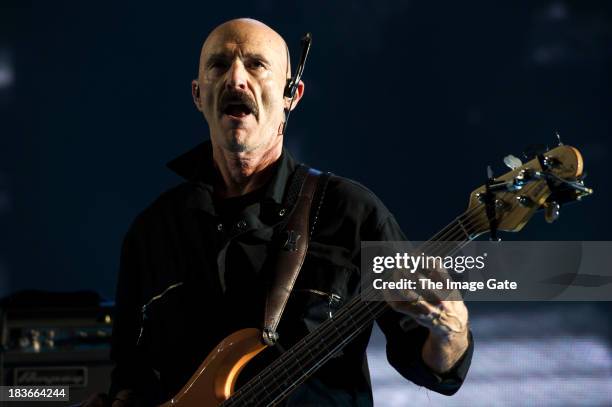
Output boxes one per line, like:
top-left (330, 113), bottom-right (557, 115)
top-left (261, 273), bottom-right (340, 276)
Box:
top-left (157, 145), bottom-right (591, 407)
top-left (160, 328), bottom-right (267, 407)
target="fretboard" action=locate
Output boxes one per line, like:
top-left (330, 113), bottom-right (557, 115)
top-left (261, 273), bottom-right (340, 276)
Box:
top-left (223, 209), bottom-right (483, 406)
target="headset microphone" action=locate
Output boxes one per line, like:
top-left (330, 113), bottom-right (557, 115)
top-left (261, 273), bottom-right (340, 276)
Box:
top-left (282, 32), bottom-right (312, 135)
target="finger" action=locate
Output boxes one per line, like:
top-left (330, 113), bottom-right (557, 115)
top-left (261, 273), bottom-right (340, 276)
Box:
top-left (424, 307), bottom-right (467, 335)
top-left (400, 299), bottom-right (461, 335)
top-left (411, 300), bottom-right (443, 324)
top-left (387, 267), bottom-right (441, 304)
top-left (387, 295), bottom-right (438, 320)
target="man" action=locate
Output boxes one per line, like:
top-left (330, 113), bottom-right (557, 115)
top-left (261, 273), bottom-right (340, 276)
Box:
top-left (85, 18), bottom-right (472, 407)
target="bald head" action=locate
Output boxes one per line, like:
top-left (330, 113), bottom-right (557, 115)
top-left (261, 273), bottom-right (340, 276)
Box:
top-left (199, 18), bottom-right (290, 81)
top-left (190, 18), bottom-right (305, 160)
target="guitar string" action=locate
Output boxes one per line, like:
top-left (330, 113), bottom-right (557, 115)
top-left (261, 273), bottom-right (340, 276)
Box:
top-left (259, 252), bottom-right (474, 406)
top-left (224, 205), bottom-right (491, 406)
top-left (230, 252), bottom-right (465, 406)
top-left (227, 205), bottom-right (494, 406)
top-left (265, 302), bottom-right (390, 405)
top-left (223, 206), bottom-right (489, 406)
top-left (228, 180), bottom-right (540, 405)
top-left (250, 181), bottom-right (544, 404)
top-left (227, 301), bottom-right (389, 406)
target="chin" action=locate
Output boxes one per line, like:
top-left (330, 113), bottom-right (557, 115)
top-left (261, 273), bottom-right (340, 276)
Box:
top-left (226, 140), bottom-right (250, 153)
top-left (219, 127), bottom-right (274, 154)
top-left (225, 132), bottom-right (255, 153)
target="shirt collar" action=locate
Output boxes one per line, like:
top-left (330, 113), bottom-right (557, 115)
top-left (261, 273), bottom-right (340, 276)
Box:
top-left (166, 140), bottom-right (298, 209)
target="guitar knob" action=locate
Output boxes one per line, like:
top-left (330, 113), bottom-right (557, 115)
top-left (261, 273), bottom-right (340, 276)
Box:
top-left (503, 154), bottom-right (523, 170)
top-left (495, 199), bottom-right (508, 210)
top-left (544, 201), bottom-right (560, 223)
top-left (542, 155), bottom-right (559, 169)
top-left (516, 195), bottom-right (533, 207)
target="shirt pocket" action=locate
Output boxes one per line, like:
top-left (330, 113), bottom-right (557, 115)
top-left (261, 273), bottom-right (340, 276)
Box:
top-left (288, 252), bottom-right (358, 333)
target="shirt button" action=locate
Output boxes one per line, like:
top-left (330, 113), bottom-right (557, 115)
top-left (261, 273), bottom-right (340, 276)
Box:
top-left (236, 220), bottom-right (247, 230)
top-left (278, 208), bottom-right (287, 217)
top-left (216, 223), bottom-right (224, 232)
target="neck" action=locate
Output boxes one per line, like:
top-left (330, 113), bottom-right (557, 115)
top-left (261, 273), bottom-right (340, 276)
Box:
top-left (212, 139), bottom-right (283, 198)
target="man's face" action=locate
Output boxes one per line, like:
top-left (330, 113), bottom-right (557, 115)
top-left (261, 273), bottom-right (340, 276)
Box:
top-left (194, 20), bottom-right (290, 154)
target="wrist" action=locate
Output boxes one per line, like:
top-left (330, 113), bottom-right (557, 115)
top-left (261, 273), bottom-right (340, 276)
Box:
top-left (422, 328), bottom-right (469, 374)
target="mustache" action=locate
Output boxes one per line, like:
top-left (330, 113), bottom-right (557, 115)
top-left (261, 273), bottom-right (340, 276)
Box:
top-left (218, 90), bottom-right (259, 118)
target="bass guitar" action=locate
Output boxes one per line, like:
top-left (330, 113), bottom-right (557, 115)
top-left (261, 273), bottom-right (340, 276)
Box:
top-left (160, 143), bottom-right (592, 406)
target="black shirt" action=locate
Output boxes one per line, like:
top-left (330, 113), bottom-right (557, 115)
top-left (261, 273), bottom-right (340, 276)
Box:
top-left (109, 141), bottom-right (473, 406)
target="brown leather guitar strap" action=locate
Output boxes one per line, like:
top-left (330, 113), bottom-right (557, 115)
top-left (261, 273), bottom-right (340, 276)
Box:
top-left (262, 165), bottom-right (330, 345)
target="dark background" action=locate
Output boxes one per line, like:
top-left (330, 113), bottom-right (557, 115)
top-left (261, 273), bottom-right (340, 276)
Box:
top-left (1, 1), bottom-right (611, 405)
top-left (1, 0), bottom-right (609, 298)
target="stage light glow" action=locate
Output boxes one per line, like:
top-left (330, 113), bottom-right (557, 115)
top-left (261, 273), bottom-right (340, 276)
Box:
top-left (0, 48), bottom-right (15, 89)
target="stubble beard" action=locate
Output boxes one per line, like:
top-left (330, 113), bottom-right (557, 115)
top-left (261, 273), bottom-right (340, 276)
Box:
top-left (223, 120), bottom-right (281, 154)
top-left (224, 130), bottom-right (260, 153)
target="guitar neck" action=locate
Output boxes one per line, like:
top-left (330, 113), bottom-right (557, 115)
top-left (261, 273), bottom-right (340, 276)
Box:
top-left (223, 211), bottom-right (478, 406)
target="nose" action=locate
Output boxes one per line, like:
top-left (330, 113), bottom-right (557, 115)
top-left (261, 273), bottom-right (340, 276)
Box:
top-left (226, 60), bottom-right (248, 91)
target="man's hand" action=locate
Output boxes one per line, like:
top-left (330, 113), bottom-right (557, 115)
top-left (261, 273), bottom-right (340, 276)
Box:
top-left (385, 268), bottom-right (470, 374)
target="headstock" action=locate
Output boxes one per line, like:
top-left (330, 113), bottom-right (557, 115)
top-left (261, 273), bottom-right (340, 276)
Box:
top-left (466, 145), bottom-right (592, 239)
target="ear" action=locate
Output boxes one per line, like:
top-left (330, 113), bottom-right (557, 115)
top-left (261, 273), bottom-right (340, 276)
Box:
top-left (191, 79), bottom-right (203, 112)
top-left (284, 80), bottom-right (305, 111)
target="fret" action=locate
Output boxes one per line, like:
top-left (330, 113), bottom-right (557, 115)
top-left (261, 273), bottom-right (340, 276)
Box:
top-left (304, 339), bottom-right (316, 360)
top-left (428, 210), bottom-right (475, 245)
top-left (280, 362), bottom-right (292, 380)
top-left (344, 309), bottom-right (360, 332)
top-left (329, 321), bottom-right (342, 341)
top-left (293, 351), bottom-right (305, 372)
top-left (229, 210), bottom-right (481, 405)
top-left (300, 336), bottom-right (324, 359)
top-left (455, 217), bottom-right (471, 241)
top-left (270, 345), bottom-right (296, 378)
top-left (310, 332), bottom-right (331, 355)
top-left (259, 377), bottom-right (270, 396)
top-left (256, 374), bottom-right (270, 397)
top-left (235, 303), bottom-right (375, 405)
top-left (361, 300), bottom-right (376, 319)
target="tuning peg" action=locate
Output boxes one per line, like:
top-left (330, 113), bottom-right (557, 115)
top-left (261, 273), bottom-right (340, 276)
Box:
top-left (555, 131), bottom-right (564, 146)
top-left (544, 201), bottom-right (560, 223)
top-left (503, 154), bottom-right (523, 170)
top-left (523, 144), bottom-right (548, 160)
top-left (487, 165), bottom-right (494, 180)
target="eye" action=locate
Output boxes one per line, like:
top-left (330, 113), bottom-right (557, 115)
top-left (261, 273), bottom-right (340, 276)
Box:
top-left (247, 59), bottom-right (266, 70)
top-left (208, 58), bottom-right (229, 71)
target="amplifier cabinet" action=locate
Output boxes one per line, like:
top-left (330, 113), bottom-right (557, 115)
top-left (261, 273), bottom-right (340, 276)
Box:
top-left (1, 297), bottom-right (114, 406)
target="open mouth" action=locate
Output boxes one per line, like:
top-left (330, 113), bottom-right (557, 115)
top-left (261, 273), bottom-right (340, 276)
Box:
top-left (222, 103), bottom-right (253, 118)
